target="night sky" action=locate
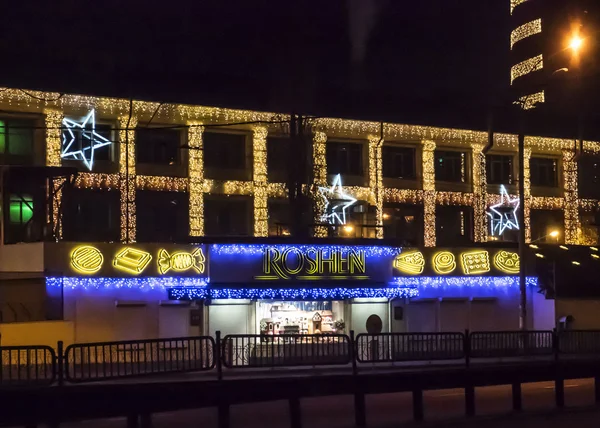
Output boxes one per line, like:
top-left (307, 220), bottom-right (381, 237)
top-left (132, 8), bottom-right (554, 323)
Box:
top-left (1, 1), bottom-right (509, 130)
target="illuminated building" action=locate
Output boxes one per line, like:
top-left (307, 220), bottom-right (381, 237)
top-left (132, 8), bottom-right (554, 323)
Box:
top-left (0, 86), bottom-right (594, 343)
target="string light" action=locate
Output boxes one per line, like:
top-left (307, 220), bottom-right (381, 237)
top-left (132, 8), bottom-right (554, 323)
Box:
top-left (511, 55), bottom-right (543, 85)
top-left (253, 127), bottom-right (269, 237)
top-left (168, 286), bottom-right (418, 300)
top-left (0, 87), bottom-right (598, 247)
top-left (516, 91), bottom-right (545, 110)
top-left (391, 276), bottom-right (538, 289)
top-left (119, 115), bottom-right (138, 243)
top-left (422, 141), bottom-right (436, 247)
top-left (210, 243), bottom-right (401, 257)
top-left (510, 0), bottom-right (529, 14)
top-left (511, 19), bottom-right (542, 49)
top-left (523, 147), bottom-right (532, 242)
top-left (46, 277), bottom-right (210, 290)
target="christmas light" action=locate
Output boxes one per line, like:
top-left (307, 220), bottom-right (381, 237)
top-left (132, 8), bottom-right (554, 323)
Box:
top-left (563, 149), bottom-right (579, 244)
top-left (312, 132), bottom-right (328, 237)
top-left (422, 141), bottom-right (436, 247)
top-left (210, 243), bottom-right (401, 257)
top-left (62, 109), bottom-right (112, 171)
top-left (391, 276), bottom-right (538, 289)
top-left (510, 0), bottom-right (529, 14)
top-left (318, 174), bottom-right (357, 225)
top-left (168, 286), bottom-right (418, 301)
top-left (253, 127), bottom-right (269, 237)
top-left (516, 91), bottom-right (545, 110)
top-left (188, 123), bottom-right (204, 237)
top-left (487, 185), bottom-right (520, 235)
top-left (511, 55), bottom-right (543, 85)
top-left (46, 277), bottom-right (210, 290)
top-left (511, 19), bottom-right (542, 49)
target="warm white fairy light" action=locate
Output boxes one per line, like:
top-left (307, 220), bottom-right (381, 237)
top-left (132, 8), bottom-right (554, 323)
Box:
top-left (523, 147), bottom-right (532, 242)
top-left (422, 140), bottom-right (436, 247)
top-left (511, 0), bottom-right (529, 14)
top-left (0, 87), bottom-right (597, 246)
top-left (511, 55), bottom-right (543, 84)
top-left (511, 19), bottom-right (542, 49)
top-left (119, 115), bottom-right (138, 243)
top-left (368, 135), bottom-right (384, 238)
top-left (313, 132), bottom-right (328, 237)
top-left (253, 127), bottom-right (269, 237)
top-left (517, 91), bottom-right (545, 110)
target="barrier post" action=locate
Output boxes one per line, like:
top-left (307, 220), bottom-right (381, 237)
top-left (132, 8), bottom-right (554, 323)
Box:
top-left (464, 329), bottom-right (470, 368)
top-left (57, 341), bottom-right (64, 386)
top-left (350, 330), bottom-right (358, 376)
top-left (216, 331), bottom-right (223, 381)
top-left (552, 328), bottom-right (559, 362)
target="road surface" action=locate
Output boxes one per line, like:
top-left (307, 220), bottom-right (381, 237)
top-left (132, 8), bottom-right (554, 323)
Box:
top-left (34, 378), bottom-right (597, 428)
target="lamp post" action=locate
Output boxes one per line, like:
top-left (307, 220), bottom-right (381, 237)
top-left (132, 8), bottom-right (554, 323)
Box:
top-left (514, 34), bottom-right (583, 330)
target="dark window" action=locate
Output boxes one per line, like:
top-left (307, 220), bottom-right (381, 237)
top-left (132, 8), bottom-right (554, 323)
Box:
top-left (9, 194), bottom-right (34, 224)
top-left (530, 209), bottom-right (564, 243)
top-left (0, 119), bottom-right (34, 160)
top-left (268, 200), bottom-right (291, 236)
top-left (435, 150), bottom-right (467, 183)
top-left (136, 191), bottom-right (189, 242)
top-left (530, 157), bottom-right (559, 187)
top-left (63, 189), bottom-right (120, 242)
top-left (382, 146), bottom-right (416, 179)
top-left (61, 120), bottom-right (113, 164)
top-left (136, 128), bottom-right (181, 166)
top-left (203, 132), bottom-right (247, 170)
top-left (436, 205), bottom-right (473, 245)
top-left (486, 155), bottom-right (513, 185)
top-left (578, 154), bottom-right (600, 199)
top-left (383, 204), bottom-right (423, 245)
top-left (204, 197), bottom-right (251, 236)
top-left (267, 136), bottom-right (290, 179)
top-left (326, 142), bottom-right (363, 176)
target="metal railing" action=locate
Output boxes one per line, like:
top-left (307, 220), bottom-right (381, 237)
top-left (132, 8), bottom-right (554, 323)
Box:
top-left (558, 330), bottom-right (600, 354)
top-left (64, 336), bottom-right (215, 382)
top-left (355, 332), bottom-right (465, 362)
top-left (221, 334), bottom-right (351, 368)
top-left (0, 346), bottom-right (56, 385)
top-left (6, 329), bottom-right (600, 386)
top-left (469, 331), bottom-right (554, 358)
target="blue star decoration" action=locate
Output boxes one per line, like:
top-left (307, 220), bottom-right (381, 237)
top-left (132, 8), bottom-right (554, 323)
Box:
top-left (318, 174), bottom-right (357, 225)
top-left (487, 185), bottom-right (520, 236)
top-left (61, 109), bottom-right (112, 171)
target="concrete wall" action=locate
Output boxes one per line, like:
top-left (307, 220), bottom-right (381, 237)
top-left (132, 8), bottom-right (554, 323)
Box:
top-left (0, 243), bottom-right (44, 272)
top-left (0, 320), bottom-right (74, 348)
top-left (556, 299), bottom-right (600, 329)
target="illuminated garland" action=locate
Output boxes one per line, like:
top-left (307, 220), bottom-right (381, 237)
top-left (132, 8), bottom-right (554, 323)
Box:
top-left (368, 135), bottom-right (384, 238)
top-left (391, 276), bottom-right (538, 289)
top-left (510, 0), bottom-right (529, 14)
top-left (523, 147), bottom-right (532, 242)
top-left (253, 127), bottom-right (269, 237)
top-left (422, 141), bottom-right (436, 247)
top-left (312, 132), bottom-right (328, 237)
top-left (46, 277), bottom-right (210, 290)
top-left (210, 243), bottom-right (402, 257)
top-left (119, 115), bottom-right (138, 243)
top-left (563, 149), bottom-right (580, 244)
top-left (472, 144), bottom-right (487, 242)
top-left (168, 287), bottom-right (418, 300)
top-left (517, 91), bottom-right (545, 110)
top-left (511, 55), bottom-right (543, 85)
top-left (188, 123), bottom-right (204, 236)
top-left (511, 19), bottom-right (542, 49)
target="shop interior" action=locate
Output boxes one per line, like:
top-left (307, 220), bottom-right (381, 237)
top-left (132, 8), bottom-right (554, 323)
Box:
top-left (256, 300), bottom-right (345, 335)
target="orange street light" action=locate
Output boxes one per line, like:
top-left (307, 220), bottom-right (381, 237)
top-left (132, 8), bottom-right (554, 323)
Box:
top-left (569, 35), bottom-right (584, 52)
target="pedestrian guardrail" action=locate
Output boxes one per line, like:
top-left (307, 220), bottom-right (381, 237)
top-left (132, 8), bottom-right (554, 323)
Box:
top-left (221, 334), bottom-right (351, 368)
top-left (0, 345), bottom-right (56, 386)
top-left (355, 332), bottom-right (465, 363)
top-left (64, 336), bottom-right (215, 382)
top-left (7, 329), bottom-right (600, 386)
top-left (469, 330), bottom-right (554, 358)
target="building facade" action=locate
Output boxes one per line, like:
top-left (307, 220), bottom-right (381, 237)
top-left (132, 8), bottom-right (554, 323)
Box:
top-left (2, 87), bottom-right (597, 344)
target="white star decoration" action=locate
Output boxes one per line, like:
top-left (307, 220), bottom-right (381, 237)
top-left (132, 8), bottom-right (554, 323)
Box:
top-left (61, 109), bottom-right (112, 171)
top-left (487, 185), bottom-right (520, 235)
top-left (318, 174), bottom-right (357, 225)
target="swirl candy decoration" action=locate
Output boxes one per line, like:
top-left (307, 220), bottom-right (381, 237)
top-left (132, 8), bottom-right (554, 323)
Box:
top-left (432, 251), bottom-right (457, 274)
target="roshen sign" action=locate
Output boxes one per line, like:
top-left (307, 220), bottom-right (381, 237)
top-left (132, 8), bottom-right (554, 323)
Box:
top-left (258, 247), bottom-right (367, 280)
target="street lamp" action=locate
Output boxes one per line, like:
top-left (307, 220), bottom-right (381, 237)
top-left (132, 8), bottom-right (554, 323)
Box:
top-left (529, 229), bottom-right (560, 245)
top-left (569, 35), bottom-right (584, 52)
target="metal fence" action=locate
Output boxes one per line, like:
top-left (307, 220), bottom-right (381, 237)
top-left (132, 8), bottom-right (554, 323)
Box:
top-left (469, 331), bottom-right (554, 358)
top-left (355, 333), bottom-right (465, 363)
top-left (0, 346), bottom-right (56, 386)
top-left (221, 334), bottom-right (351, 368)
top-left (558, 330), bottom-right (600, 354)
top-left (64, 336), bottom-right (215, 382)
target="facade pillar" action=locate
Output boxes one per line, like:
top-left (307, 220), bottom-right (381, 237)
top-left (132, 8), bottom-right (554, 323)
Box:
top-left (253, 127), bottom-right (269, 237)
top-left (119, 115), bottom-right (138, 243)
top-left (312, 132), bottom-right (328, 237)
top-left (368, 135), bottom-right (384, 239)
top-left (472, 143), bottom-right (488, 242)
top-left (563, 149), bottom-right (579, 244)
top-left (422, 140), bottom-right (436, 247)
top-left (45, 109), bottom-right (64, 239)
top-left (523, 146), bottom-right (532, 243)
top-left (188, 123), bottom-right (205, 237)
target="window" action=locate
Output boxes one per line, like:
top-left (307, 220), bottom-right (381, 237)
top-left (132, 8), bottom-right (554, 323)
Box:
top-left (62, 121), bottom-right (113, 164)
top-left (326, 142), bottom-right (363, 176)
top-left (9, 194), bottom-right (33, 224)
top-left (136, 191), bottom-right (189, 242)
top-left (0, 119), bottom-right (34, 159)
top-left (530, 209), bottom-right (564, 243)
top-left (578, 154), bottom-right (600, 199)
top-left (530, 157), bottom-right (559, 187)
top-left (136, 128), bottom-right (182, 166)
top-left (268, 200), bottom-right (291, 236)
top-left (267, 136), bottom-right (290, 180)
top-left (203, 132), bottom-right (247, 171)
top-left (382, 204), bottom-right (423, 245)
top-left (435, 150), bottom-right (467, 183)
top-left (204, 196), bottom-right (251, 236)
top-left (436, 205), bottom-right (473, 245)
top-left (486, 155), bottom-right (513, 185)
top-left (62, 189), bottom-right (120, 242)
top-left (382, 146), bottom-right (416, 179)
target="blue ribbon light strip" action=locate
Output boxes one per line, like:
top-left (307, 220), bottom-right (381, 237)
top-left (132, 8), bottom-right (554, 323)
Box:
top-left (168, 287), bottom-right (419, 300)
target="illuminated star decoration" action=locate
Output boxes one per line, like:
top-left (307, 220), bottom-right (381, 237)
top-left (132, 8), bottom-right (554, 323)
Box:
top-left (318, 174), bottom-right (357, 225)
top-left (61, 109), bottom-right (112, 171)
top-left (487, 185), bottom-right (520, 235)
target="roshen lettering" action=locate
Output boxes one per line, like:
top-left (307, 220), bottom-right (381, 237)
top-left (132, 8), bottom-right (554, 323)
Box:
top-left (260, 247), bottom-right (367, 280)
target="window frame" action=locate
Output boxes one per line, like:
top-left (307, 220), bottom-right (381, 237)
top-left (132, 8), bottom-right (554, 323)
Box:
top-left (530, 156), bottom-right (560, 188)
top-left (382, 144), bottom-right (417, 180)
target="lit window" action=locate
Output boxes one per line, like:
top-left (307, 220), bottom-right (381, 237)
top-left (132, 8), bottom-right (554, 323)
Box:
top-left (9, 195), bottom-right (33, 224)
